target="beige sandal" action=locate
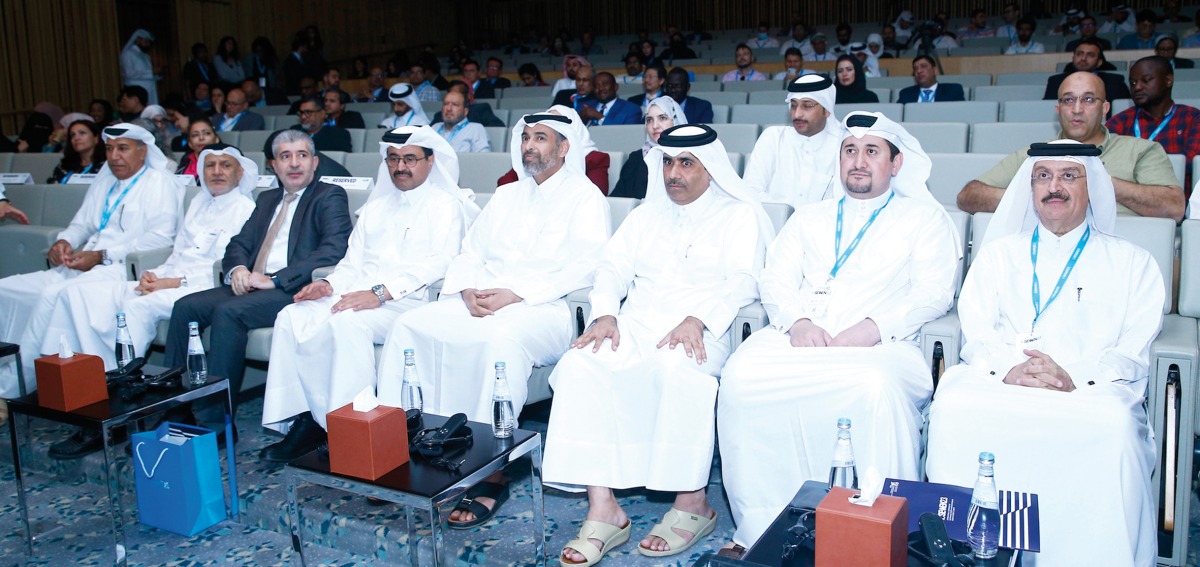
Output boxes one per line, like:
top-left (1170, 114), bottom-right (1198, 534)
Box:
top-left (561, 519), bottom-right (631, 566)
top-left (637, 507), bottom-right (718, 557)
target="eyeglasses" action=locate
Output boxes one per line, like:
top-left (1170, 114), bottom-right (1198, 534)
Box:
top-left (297, 109), bottom-right (321, 116)
top-left (386, 154), bottom-right (430, 167)
top-left (790, 101), bottom-right (822, 111)
top-left (1031, 171), bottom-right (1086, 185)
top-left (1057, 95), bottom-right (1102, 106)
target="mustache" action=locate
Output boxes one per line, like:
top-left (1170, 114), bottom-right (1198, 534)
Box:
top-left (666, 179), bottom-right (687, 188)
top-left (392, 170), bottom-right (412, 178)
top-left (1042, 190), bottom-right (1069, 202)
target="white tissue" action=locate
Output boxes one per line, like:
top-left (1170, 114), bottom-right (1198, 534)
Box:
top-left (849, 467), bottom-right (884, 506)
top-left (351, 387), bottom-right (380, 412)
top-left (57, 335), bottom-right (74, 359)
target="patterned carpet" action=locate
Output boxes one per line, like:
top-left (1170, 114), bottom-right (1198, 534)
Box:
top-left (1, 396), bottom-right (1198, 566)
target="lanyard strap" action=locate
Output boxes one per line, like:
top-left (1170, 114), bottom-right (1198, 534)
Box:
top-left (1030, 225), bottom-right (1090, 330)
top-left (830, 192), bottom-right (894, 279)
top-left (1133, 105), bottom-right (1176, 141)
top-left (439, 119), bottom-right (470, 141)
top-left (222, 111), bottom-right (243, 131)
top-left (100, 166), bottom-right (147, 231)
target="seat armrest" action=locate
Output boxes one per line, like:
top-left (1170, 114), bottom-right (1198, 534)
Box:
top-left (311, 265), bottom-right (336, 281)
top-left (125, 247), bottom-right (173, 281)
top-left (566, 287), bottom-right (593, 338)
top-left (920, 309), bottom-right (961, 375)
top-left (731, 301), bottom-right (768, 351)
top-left (427, 279), bottom-right (443, 299)
top-left (212, 260), bottom-right (224, 287)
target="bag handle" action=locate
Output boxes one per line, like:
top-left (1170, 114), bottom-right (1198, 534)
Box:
top-left (134, 441), bottom-right (169, 479)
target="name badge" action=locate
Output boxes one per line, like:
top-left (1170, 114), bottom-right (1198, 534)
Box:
top-left (256, 175), bottom-right (280, 188)
top-left (806, 283), bottom-right (833, 316)
top-left (319, 176), bottom-right (373, 190)
top-left (0, 172), bottom-right (33, 184)
top-left (1015, 331), bottom-right (1043, 358)
top-left (174, 174), bottom-right (197, 186)
top-left (65, 173), bottom-right (98, 185)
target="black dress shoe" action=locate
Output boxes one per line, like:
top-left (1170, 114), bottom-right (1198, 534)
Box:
top-left (49, 428), bottom-right (104, 460)
top-left (259, 413), bottom-right (327, 462)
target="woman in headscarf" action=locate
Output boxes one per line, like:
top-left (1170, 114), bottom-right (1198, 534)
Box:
top-left (16, 112), bottom-right (54, 153)
top-left (611, 97), bottom-right (687, 199)
top-left (833, 54), bottom-right (879, 104)
top-left (50, 119), bottom-right (106, 183)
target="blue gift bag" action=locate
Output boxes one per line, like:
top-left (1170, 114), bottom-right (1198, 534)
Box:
top-left (132, 422), bottom-right (225, 536)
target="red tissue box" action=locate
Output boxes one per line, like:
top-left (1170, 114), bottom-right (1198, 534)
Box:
top-left (816, 486), bottom-right (909, 567)
top-left (34, 353), bottom-right (107, 412)
top-left (326, 402), bottom-right (409, 480)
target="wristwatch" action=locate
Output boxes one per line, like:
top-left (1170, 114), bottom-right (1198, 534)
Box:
top-left (180, 275), bottom-right (189, 288)
top-left (100, 249), bottom-right (112, 265)
top-left (372, 284), bottom-right (387, 305)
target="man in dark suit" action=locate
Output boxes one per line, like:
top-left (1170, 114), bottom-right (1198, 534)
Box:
top-left (895, 55), bottom-right (967, 103)
top-left (552, 65), bottom-right (597, 110)
top-left (213, 88), bottom-right (267, 131)
top-left (664, 67), bottom-right (715, 124)
top-left (483, 57), bottom-right (513, 90)
top-left (1155, 35), bottom-right (1195, 69)
top-left (1043, 38), bottom-right (1131, 103)
top-left (627, 64), bottom-right (667, 113)
top-left (461, 59), bottom-right (496, 100)
top-left (182, 42), bottom-right (217, 90)
top-left (282, 37), bottom-right (310, 95)
top-left (322, 89), bottom-right (365, 129)
top-left (242, 79), bottom-right (289, 107)
top-left (163, 128), bottom-right (352, 416)
top-left (290, 96), bottom-right (353, 152)
top-left (263, 130), bottom-right (352, 179)
top-left (580, 72), bottom-right (642, 125)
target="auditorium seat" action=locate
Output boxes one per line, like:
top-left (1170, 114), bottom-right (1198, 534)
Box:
top-left (709, 124), bottom-right (761, 154)
top-left (239, 131), bottom-right (273, 154)
top-left (484, 126), bottom-right (508, 152)
top-left (220, 132), bottom-right (241, 147)
top-left (970, 122), bottom-right (1058, 153)
top-left (904, 101), bottom-right (999, 124)
top-left (0, 153), bottom-right (12, 171)
top-left (710, 104), bottom-right (731, 123)
top-left (255, 105), bottom-right (292, 116)
top-left (363, 127), bottom-right (386, 151)
top-left (747, 91), bottom-right (788, 105)
top-left (903, 122), bottom-right (969, 153)
top-left (1001, 99), bottom-right (1057, 122)
top-left (342, 153), bottom-right (380, 177)
top-left (498, 85), bottom-right (553, 99)
top-left (270, 115), bottom-right (300, 130)
top-left (9, 154), bottom-right (63, 184)
top-left (926, 153), bottom-right (1007, 207)
top-left (456, 152), bottom-right (513, 193)
top-left (730, 104), bottom-right (787, 126)
top-left (586, 124), bottom-right (643, 152)
top-left (973, 84), bottom-right (1046, 102)
top-left (995, 72), bottom-right (1054, 86)
top-left (689, 81), bottom-right (723, 92)
top-left (702, 92), bottom-right (751, 107)
top-left (0, 184), bottom-right (88, 277)
top-left (344, 129), bottom-right (367, 153)
top-left (722, 80), bottom-right (784, 93)
top-left (360, 112), bottom-right (385, 128)
top-left (727, 152), bottom-right (744, 176)
top-left (833, 102), bottom-right (904, 122)
top-left (605, 151), bottom-right (623, 193)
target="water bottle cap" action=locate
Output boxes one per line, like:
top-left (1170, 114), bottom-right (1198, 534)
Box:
top-left (117, 312), bottom-right (126, 318)
top-left (188, 321), bottom-right (198, 329)
top-left (495, 362), bottom-right (506, 369)
top-left (404, 348), bottom-right (414, 355)
top-left (837, 417), bottom-right (851, 428)
top-left (978, 451), bottom-right (995, 463)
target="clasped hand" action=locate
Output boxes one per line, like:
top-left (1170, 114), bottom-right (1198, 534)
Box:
top-left (229, 266), bottom-right (276, 296)
top-left (788, 318), bottom-right (880, 348)
top-left (462, 288), bottom-right (522, 317)
top-left (1004, 349), bottom-right (1076, 392)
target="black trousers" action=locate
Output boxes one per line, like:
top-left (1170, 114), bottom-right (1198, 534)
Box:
top-left (163, 285), bottom-right (292, 411)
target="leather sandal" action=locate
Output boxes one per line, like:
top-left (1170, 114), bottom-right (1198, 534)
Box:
top-left (447, 481), bottom-right (509, 530)
top-left (637, 507), bottom-right (718, 557)
top-left (561, 519), bottom-right (631, 566)
top-left (717, 543), bottom-right (747, 560)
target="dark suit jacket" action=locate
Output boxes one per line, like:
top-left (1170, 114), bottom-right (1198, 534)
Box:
top-left (627, 91), bottom-right (663, 106)
top-left (552, 89), bottom-right (580, 107)
top-left (290, 124), bottom-right (353, 152)
top-left (1043, 71), bottom-right (1131, 101)
top-left (896, 83), bottom-right (967, 103)
top-left (282, 52), bottom-right (308, 95)
top-left (1173, 57), bottom-right (1196, 69)
top-left (472, 80), bottom-right (497, 100)
top-left (681, 96), bottom-right (714, 124)
top-left (259, 87), bottom-right (290, 106)
top-left (486, 77), bottom-right (513, 90)
top-left (217, 110), bottom-right (266, 131)
top-left (331, 110), bottom-right (365, 129)
top-left (586, 97), bottom-right (642, 125)
top-left (222, 180), bottom-right (352, 293)
top-left (182, 60), bottom-right (217, 88)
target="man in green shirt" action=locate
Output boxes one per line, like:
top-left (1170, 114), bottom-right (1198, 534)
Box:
top-left (958, 71), bottom-right (1184, 220)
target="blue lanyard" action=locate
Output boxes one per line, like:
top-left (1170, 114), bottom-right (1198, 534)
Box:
top-left (830, 192), bottom-right (894, 279)
top-left (1030, 225), bottom-right (1090, 330)
top-left (99, 166), bottom-right (147, 231)
top-left (415, 81), bottom-right (431, 96)
top-left (223, 111), bottom-right (243, 130)
top-left (439, 119), bottom-right (469, 141)
top-left (63, 163), bottom-right (95, 184)
top-left (391, 113), bottom-right (416, 128)
top-left (1133, 105), bottom-right (1176, 141)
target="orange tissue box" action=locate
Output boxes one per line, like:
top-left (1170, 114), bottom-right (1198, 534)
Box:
top-left (34, 353), bottom-right (108, 412)
top-left (815, 486), bottom-right (909, 567)
top-left (326, 402), bottom-right (409, 480)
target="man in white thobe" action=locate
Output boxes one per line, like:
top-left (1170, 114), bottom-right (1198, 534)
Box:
top-left (0, 124), bottom-right (182, 397)
top-left (120, 29), bottom-right (160, 105)
top-left (42, 144), bottom-right (255, 459)
top-left (376, 108), bottom-right (611, 526)
top-left (927, 141), bottom-right (1162, 567)
top-left (742, 75), bottom-right (844, 209)
top-left (258, 126), bottom-right (476, 462)
top-left (546, 124), bottom-right (772, 565)
top-left (379, 83), bottom-right (430, 129)
top-left (716, 112), bottom-right (961, 555)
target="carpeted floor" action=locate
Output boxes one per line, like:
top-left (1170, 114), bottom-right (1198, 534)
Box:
top-left (1, 396), bottom-right (1199, 566)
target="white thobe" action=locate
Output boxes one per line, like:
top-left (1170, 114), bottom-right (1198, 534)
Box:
top-left (552, 78), bottom-right (576, 96)
top-left (927, 224), bottom-right (1163, 567)
top-left (742, 124), bottom-right (842, 209)
top-left (0, 168), bottom-right (183, 396)
top-left (261, 182), bottom-right (468, 431)
top-left (543, 188), bottom-right (765, 492)
top-left (379, 111), bottom-right (430, 129)
top-left (41, 189), bottom-right (254, 371)
top-left (120, 44), bottom-right (159, 105)
top-left (376, 168), bottom-right (611, 423)
top-left (436, 121), bottom-right (490, 153)
top-left (718, 190), bottom-right (959, 547)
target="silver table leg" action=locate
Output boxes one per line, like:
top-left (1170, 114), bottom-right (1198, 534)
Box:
top-left (407, 506), bottom-right (419, 566)
top-left (530, 443), bottom-right (546, 567)
top-left (8, 408), bottom-right (32, 555)
top-left (101, 424), bottom-right (128, 566)
top-left (286, 475), bottom-right (307, 566)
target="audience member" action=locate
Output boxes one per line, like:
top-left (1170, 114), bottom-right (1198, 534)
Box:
top-left (1054, 7), bottom-right (1086, 35)
top-left (1107, 56), bottom-right (1200, 186)
top-left (50, 120), bottom-right (106, 183)
top-left (805, 33), bottom-right (835, 62)
top-left (1044, 39), bottom-right (1131, 102)
top-left (1156, 35), bottom-right (1195, 68)
top-left (484, 57), bottom-right (513, 89)
top-left (214, 88), bottom-right (266, 132)
top-left (664, 67), bottom-right (714, 124)
top-left (242, 79), bottom-right (289, 107)
top-left (0, 184), bottom-right (29, 224)
top-left (176, 117), bottom-right (219, 177)
top-left (16, 113), bottom-right (53, 153)
top-left (552, 65), bottom-right (595, 108)
top-left (849, 43), bottom-right (881, 78)
top-left (321, 66), bottom-right (341, 94)
top-left (322, 89), bottom-right (364, 129)
top-left (89, 99), bottom-right (115, 129)
top-left (262, 129), bottom-right (350, 179)
top-left (553, 55), bottom-right (589, 96)
top-left (283, 36), bottom-right (312, 95)
top-left (380, 83), bottom-right (430, 128)
top-left (1006, 17), bottom-right (1047, 54)
top-left (619, 54), bottom-right (645, 84)
top-left (1117, 10), bottom-right (1164, 50)
top-left (747, 22), bottom-right (780, 49)
top-left (1099, 3), bottom-right (1137, 34)
top-left (244, 36), bottom-right (278, 89)
top-left (722, 44), bottom-right (767, 82)
top-left (433, 90), bottom-right (489, 152)
top-left (214, 36), bottom-right (246, 84)
top-left (291, 96), bottom-right (352, 152)
top-left (356, 66), bottom-right (388, 102)
top-left (629, 64), bottom-right (667, 112)
top-left (118, 85), bottom-right (148, 122)
top-left (460, 60), bottom-right (495, 100)
top-left (774, 48), bottom-right (812, 80)
top-left (996, 2), bottom-right (1022, 43)
top-left (833, 54), bottom-right (879, 104)
top-left (286, 77), bottom-right (319, 114)
top-left (611, 97), bottom-right (686, 199)
top-left (182, 43), bottom-right (217, 91)
top-left (660, 33), bottom-right (698, 60)
top-left (744, 75), bottom-right (843, 208)
top-left (832, 22), bottom-right (854, 54)
top-left (518, 62), bottom-right (548, 87)
top-left (495, 106), bottom-right (610, 193)
top-left (1066, 16), bottom-right (1113, 51)
top-left (577, 31), bottom-right (604, 57)
top-left (779, 22), bottom-right (815, 58)
top-left (120, 29), bottom-right (161, 104)
top-left (432, 82), bottom-right (505, 127)
top-left (963, 72), bottom-right (1182, 220)
top-left (580, 73), bottom-right (641, 126)
top-left (897, 55), bottom-right (967, 103)
top-left (958, 8), bottom-right (997, 38)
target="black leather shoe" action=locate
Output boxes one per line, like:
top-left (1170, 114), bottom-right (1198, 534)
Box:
top-left (259, 413), bottom-right (327, 462)
top-left (49, 428), bottom-right (104, 460)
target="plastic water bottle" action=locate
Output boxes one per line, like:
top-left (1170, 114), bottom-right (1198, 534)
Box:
top-left (114, 312), bottom-right (135, 368)
top-left (967, 451), bottom-right (1001, 559)
top-left (828, 418), bottom-right (859, 490)
top-left (185, 322), bottom-right (208, 387)
top-left (400, 349), bottom-right (423, 411)
top-left (491, 362), bottom-right (515, 439)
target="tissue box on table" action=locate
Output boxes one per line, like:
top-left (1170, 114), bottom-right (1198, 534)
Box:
top-left (326, 396), bottom-right (409, 480)
top-left (815, 486), bottom-right (908, 567)
top-left (34, 353), bottom-right (107, 411)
